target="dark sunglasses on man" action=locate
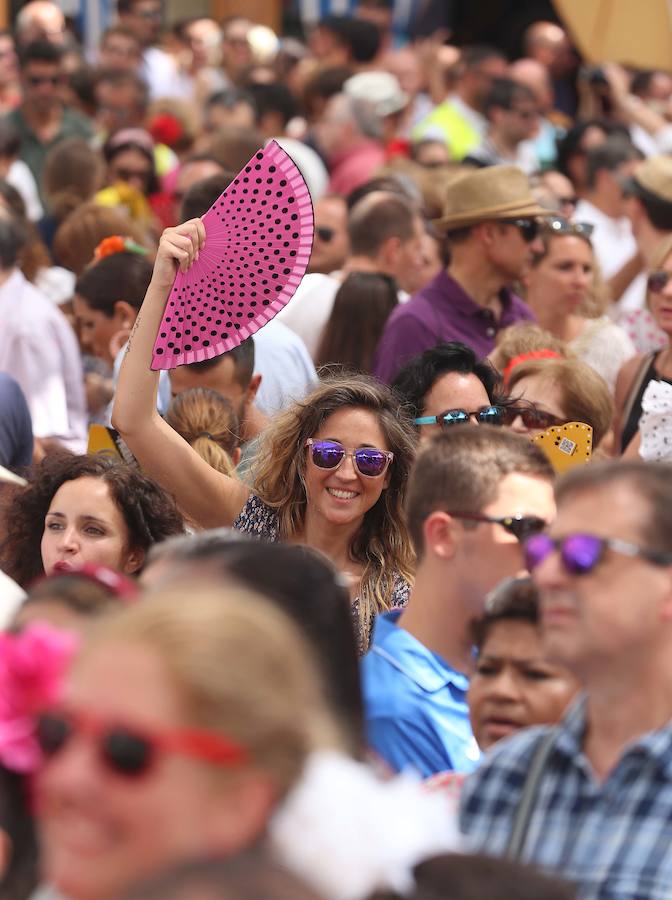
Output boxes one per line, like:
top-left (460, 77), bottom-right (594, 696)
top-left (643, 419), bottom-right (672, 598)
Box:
top-left (316, 226), bottom-right (335, 243)
top-left (447, 511), bottom-right (548, 543)
top-left (500, 218), bottom-right (540, 243)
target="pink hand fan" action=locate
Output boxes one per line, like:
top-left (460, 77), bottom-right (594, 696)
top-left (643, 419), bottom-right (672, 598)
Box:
top-left (151, 140), bottom-right (313, 370)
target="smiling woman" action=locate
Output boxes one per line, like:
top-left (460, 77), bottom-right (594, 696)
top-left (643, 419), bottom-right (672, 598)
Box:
top-left (0, 453), bottom-right (184, 588)
top-left (112, 220), bottom-right (418, 650)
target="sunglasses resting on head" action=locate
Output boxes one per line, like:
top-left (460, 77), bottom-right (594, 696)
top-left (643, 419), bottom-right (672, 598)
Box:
top-left (37, 708), bottom-right (248, 778)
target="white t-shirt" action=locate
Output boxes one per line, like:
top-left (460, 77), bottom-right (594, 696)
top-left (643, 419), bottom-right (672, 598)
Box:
top-left (0, 268), bottom-right (87, 451)
top-left (7, 158), bottom-right (43, 221)
top-left (570, 316), bottom-right (636, 393)
top-left (0, 567), bottom-right (25, 629)
top-left (277, 272), bottom-right (341, 361)
top-left (253, 319), bottom-right (318, 417)
top-left (575, 198), bottom-right (643, 313)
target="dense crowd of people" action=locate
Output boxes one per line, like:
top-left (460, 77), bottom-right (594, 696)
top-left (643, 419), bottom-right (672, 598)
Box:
top-left (1, 2), bottom-right (672, 898)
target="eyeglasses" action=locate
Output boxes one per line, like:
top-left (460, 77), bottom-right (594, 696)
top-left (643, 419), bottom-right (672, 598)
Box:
top-left (498, 405), bottom-right (568, 431)
top-left (647, 270), bottom-right (672, 294)
top-left (449, 512), bottom-right (548, 542)
top-left (501, 218), bottom-right (540, 243)
top-left (37, 710), bottom-right (248, 779)
top-left (316, 226), bottom-right (335, 243)
top-left (27, 74), bottom-right (62, 87)
top-left (524, 532), bottom-right (672, 577)
top-left (558, 196), bottom-right (578, 210)
top-left (305, 439), bottom-right (393, 478)
top-left (112, 167), bottom-right (152, 185)
top-left (414, 405), bottom-right (506, 428)
top-left (543, 216), bottom-right (594, 239)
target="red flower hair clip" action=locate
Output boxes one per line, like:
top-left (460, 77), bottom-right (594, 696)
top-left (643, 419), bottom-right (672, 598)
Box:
top-left (149, 112), bottom-right (184, 148)
top-left (0, 624), bottom-right (78, 773)
top-left (93, 235), bottom-right (149, 262)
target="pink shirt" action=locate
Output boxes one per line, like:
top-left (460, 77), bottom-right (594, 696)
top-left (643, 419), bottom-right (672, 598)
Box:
top-left (328, 141), bottom-right (386, 197)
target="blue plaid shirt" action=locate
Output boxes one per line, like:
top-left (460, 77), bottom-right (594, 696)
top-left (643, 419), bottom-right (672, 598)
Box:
top-left (459, 696), bottom-right (672, 899)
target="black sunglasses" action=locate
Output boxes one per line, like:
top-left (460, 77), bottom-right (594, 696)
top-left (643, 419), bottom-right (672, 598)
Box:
top-left (448, 511), bottom-right (548, 542)
top-left (316, 226), bottom-right (335, 243)
top-left (414, 405), bottom-right (505, 428)
top-left (113, 167), bottom-right (152, 183)
top-left (27, 74), bottom-right (62, 87)
top-left (501, 218), bottom-right (540, 243)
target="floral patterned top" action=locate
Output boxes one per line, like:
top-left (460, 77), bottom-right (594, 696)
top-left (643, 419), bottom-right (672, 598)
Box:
top-left (233, 494), bottom-right (410, 653)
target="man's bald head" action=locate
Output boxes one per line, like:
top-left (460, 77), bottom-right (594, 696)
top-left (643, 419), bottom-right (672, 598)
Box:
top-left (509, 58), bottom-right (553, 112)
top-left (16, 1), bottom-right (65, 46)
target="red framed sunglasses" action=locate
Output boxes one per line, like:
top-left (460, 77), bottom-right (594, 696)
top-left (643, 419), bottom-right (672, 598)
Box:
top-left (37, 709), bottom-right (248, 778)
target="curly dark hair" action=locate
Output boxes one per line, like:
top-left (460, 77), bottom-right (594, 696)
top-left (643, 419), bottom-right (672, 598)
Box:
top-left (0, 453), bottom-right (185, 588)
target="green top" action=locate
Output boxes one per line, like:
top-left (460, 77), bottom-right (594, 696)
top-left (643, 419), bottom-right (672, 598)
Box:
top-left (6, 106), bottom-right (93, 202)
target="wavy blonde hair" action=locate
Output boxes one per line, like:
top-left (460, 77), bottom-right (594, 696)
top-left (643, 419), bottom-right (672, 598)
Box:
top-left (82, 585), bottom-right (341, 796)
top-left (252, 374), bottom-right (417, 637)
top-left (166, 387), bottom-right (240, 478)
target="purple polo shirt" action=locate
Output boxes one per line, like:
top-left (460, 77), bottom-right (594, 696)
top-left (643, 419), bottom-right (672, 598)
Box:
top-left (373, 269), bottom-right (535, 383)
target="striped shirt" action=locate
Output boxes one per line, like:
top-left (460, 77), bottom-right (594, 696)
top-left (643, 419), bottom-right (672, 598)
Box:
top-left (459, 696), bottom-right (672, 899)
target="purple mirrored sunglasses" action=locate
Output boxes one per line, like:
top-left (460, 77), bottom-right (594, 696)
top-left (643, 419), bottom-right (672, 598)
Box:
top-left (525, 532), bottom-right (672, 576)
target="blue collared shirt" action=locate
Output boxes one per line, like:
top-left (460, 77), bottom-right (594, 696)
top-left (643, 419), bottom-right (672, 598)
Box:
top-left (361, 610), bottom-right (481, 778)
top-left (460, 696), bottom-right (672, 899)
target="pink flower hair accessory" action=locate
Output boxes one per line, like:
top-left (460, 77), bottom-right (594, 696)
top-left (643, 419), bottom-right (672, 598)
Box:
top-left (0, 624), bottom-right (79, 773)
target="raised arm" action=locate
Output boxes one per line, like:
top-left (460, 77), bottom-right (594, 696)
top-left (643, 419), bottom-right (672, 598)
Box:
top-left (112, 220), bottom-right (251, 528)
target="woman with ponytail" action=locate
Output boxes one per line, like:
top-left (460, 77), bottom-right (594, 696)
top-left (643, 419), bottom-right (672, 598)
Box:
top-left (165, 388), bottom-right (241, 478)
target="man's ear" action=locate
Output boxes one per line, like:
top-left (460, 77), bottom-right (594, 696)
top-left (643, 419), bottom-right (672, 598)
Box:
top-left (473, 220), bottom-right (497, 251)
top-left (422, 510), bottom-right (458, 562)
top-left (246, 373), bottom-right (262, 403)
top-left (113, 300), bottom-right (138, 329)
top-left (379, 235), bottom-right (401, 269)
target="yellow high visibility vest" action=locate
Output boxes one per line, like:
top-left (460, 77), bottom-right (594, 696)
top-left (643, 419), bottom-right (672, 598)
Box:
top-left (412, 101), bottom-right (481, 162)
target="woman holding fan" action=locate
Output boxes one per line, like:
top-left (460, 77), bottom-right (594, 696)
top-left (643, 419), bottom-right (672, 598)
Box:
top-left (113, 220), bottom-right (416, 651)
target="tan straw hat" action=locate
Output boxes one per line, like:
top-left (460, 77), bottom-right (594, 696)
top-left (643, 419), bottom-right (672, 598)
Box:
top-left (625, 155), bottom-right (672, 205)
top-left (434, 165), bottom-right (551, 232)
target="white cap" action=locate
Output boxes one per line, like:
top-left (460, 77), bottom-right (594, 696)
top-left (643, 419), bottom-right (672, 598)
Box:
top-left (343, 71), bottom-right (409, 118)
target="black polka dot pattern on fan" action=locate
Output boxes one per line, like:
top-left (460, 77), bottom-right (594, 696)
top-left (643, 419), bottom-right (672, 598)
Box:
top-left (151, 140), bottom-right (314, 370)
